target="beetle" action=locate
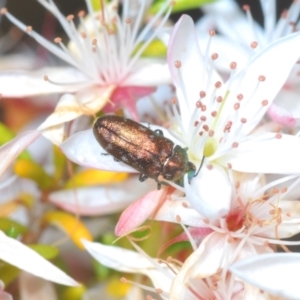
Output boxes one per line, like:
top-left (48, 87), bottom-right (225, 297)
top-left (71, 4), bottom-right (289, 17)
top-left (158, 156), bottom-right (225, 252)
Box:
top-left (93, 115), bottom-right (197, 189)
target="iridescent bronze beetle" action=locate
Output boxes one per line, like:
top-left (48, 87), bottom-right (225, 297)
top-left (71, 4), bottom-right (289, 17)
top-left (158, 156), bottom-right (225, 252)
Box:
top-left (93, 115), bottom-right (197, 189)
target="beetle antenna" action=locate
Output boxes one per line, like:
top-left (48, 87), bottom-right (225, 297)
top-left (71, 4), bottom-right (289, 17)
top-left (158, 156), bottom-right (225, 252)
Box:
top-left (194, 156), bottom-right (205, 177)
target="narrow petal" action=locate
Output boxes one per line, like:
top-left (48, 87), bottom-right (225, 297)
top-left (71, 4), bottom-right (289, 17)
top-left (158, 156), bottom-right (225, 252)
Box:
top-left (155, 199), bottom-right (207, 227)
top-left (0, 231), bottom-right (78, 286)
top-left (224, 32), bottom-right (300, 135)
top-left (230, 253), bottom-right (300, 300)
top-left (83, 240), bottom-right (173, 291)
top-left (185, 164), bottom-right (231, 219)
top-left (167, 15), bottom-right (223, 124)
top-left (0, 130), bottom-right (41, 178)
top-left (219, 133), bottom-right (300, 174)
top-left (0, 67), bottom-right (88, 97)
top-left (115, 187), bottom-right (169, 236)
top-left (49, 176), bottom-right (156, 216)
top-left (123, 60), bottom-right (171, 86)
top-left (60, 129), bottom-right (137, 172)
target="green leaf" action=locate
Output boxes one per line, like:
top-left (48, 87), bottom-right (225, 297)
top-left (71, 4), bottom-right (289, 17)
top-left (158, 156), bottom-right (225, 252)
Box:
top-left (0, 218), bottom-right (27, 238)
top-left (0, 123), bottom-right (31, 160)
top-left (29, 244), bottom-right (59, 260)
top-left (0, 261), bottom-right (20, 286)
top-left (150, 0), bottom-right (216, 14)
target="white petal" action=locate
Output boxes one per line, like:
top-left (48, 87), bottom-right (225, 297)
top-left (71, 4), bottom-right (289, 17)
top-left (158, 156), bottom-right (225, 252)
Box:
top-left (83, 240), bottom-right (173, 291)
top-left (49, 176), bottom-right (155, 216)
top-left (0, 130), bottom-right (41, 178)
top-left (168, 14), bottom-right (223, 126)
top-left (155, 199), bottom-right (206, 227)
top-left (0, 67), bottom-right (88, 97)
top-left (0, 231), bottom-right (78, 286)
top-left (230, 253), bottom-right (300, 300)
top-left (124, 60), bottom-right (171, 86)
top-left (60, 129), bottom-right (137, 172)
top-left (185, 164), bottom-right (231, 220)
top-left (219, 133), bottom-right (300, 174)
top-left (222, 32), bottom-right (300, 135)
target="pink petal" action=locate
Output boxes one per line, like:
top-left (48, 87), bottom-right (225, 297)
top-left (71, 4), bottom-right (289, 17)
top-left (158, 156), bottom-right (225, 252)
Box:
top-left (0, 130), bottom-right (41, 178)
top-left (104, 86), bottom-right (156, 121)
top-left (267, 103), bottom-right (296, 127)
top-left (115, 187), bottom-right (171, 236)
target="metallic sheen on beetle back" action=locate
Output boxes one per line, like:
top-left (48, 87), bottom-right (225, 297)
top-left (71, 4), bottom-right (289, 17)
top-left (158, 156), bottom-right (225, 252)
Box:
top-left (93, 115), bottom-right (196, 188)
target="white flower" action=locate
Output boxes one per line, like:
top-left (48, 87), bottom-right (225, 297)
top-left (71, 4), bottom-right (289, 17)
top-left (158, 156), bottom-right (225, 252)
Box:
top-left (155, 172), bottom-right (300, 298)
top-left (167, 14), bottom-right (300, 218)
top-left (1, 0), bottom-right (173, 144)
top-left (198, 0), bottom-right (300, 127)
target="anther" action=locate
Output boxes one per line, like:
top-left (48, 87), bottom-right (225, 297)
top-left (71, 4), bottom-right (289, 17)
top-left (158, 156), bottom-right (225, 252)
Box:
top-left (232, 142), bottom-right (239, 148)
top-left (174, 60), bottom-right (181, 68)
top-left (281, 9), bottom-right (288, 19)
top-left (235, 181), bottom-right (240, 189)
top-left (207, 164), bottom-right (213, 170)
top-left (201, 105), bottom-right (206, 112)
top-left (237, 94), bottom-right (243, 101)
top-left (209, 130), bottom-right (214, 137)
top-left (196, 101), bottom-right (202, 108)
top-left (227, 163), bottom-right (232, 169)
top-left (258, 75), bottom-right (266, 82)
top-left (230, 62), bottom-right (237, 70)
top-left (281, 187), bottom-right (287, 193)
top-left (217, 96), bottom-right (223, 103)
top-left (120, 277), bottom-right (127, 283)
top-left (0, 7), bottom-right (7, 14)
top-left (80, 32), bottom-right (87, 39)
top-left (211, 111), bottom-right (217, 117)
top-left (171, 97), bottom-right (177, 104)
top-left (78, 10), bottom-right (85, 18)
top-left (209, 30), bottom-right (215, 37)
top-left (26, 26), bottom-right (32, 32)
top-left (234, 103), bottom-right (240, 110)
top-left (242, 4), bottom-right (250, 10)
top-left (194, 121), bottom-right (199, 127)
top-left (241, 118), bottom-right (247, 123)
top-left (155, 289), bottom-right (163, 294)
top-left (43, 75), bottom-right (49, 81)
top-left (176, 215), bottom-right (181, 222)
top-left (275, 133), bottom-right (282, 139)
top-left (215, 81), bottom-right (222, 88)
top-left (182, 202), bottom-right (188, 208)
top-left (211, 53), bottom-right (218, 60)
top-left (203, 218), bottom-right (209, 224)
top-left (54, 37), bottom-right (62, 43)
top-left (261, 100), bottom-right (269, 106)
top-left (203, 125), bottom-right (209, 131)
top-left (199, 91), bottom-right (206, 98)
top-left (92, 39), bottom-right (97, 45)
top-left (200, 116), bottom-right (207, 121)
top-left (66, 14), bottom-right (74, 21)
top-left (250, 41), bottom-right (258, 49)
top-left (125, 18), bottom-right (131, 24)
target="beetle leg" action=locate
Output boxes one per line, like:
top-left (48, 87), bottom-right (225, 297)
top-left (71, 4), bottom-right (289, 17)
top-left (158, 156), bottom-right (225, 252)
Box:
top-left (139, 174), bottom-right (149, 182)
top-left (113, 157), bottom-right (120, 162)
top-left (154, 129), bottom-right (164, 136)
top-left (101, 153), bottom-right (110, 156)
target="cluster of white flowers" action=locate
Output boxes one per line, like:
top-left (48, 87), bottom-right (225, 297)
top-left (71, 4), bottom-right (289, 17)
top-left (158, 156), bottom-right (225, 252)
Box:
top-left (0, 0), bottom-right (300, 299)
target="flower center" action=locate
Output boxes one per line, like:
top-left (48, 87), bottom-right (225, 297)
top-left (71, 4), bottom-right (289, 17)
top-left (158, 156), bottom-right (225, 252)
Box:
top-left (226, 209), bottom-right (245, 232)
